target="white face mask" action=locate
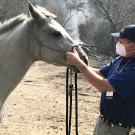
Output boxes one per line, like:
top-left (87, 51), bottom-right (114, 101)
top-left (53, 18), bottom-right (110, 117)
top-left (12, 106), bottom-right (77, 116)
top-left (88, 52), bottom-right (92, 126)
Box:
top-left (116, 42), bottom-right (126, 56)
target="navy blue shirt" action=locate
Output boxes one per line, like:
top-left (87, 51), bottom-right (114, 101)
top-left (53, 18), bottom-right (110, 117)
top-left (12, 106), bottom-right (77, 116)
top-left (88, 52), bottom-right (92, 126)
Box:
top-left (100, 56), bottom-right (135, 126)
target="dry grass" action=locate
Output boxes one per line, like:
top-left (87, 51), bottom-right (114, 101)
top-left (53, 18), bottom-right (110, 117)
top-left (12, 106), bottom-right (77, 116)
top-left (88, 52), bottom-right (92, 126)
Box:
top-left (0, 61), bottom-right (102, 135)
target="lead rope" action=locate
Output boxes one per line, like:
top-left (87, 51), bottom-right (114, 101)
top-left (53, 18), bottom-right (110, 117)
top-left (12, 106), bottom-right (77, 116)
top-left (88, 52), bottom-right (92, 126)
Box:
top-left (66, 67), bottom-right (78, 135)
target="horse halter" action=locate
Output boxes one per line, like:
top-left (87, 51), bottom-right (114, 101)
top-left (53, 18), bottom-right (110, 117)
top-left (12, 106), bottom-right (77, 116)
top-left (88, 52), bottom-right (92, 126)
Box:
top-left (32, 30), bottom-right (89, 65)
top-left (29, 21), bottom-right (89, 62)
top-left (28, 22), bottom-right (67, 60)
top-left (32, 32), bottom-right (64, 60)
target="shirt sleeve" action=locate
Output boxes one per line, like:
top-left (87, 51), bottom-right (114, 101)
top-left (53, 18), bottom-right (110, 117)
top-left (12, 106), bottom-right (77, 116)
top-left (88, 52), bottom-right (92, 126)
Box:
top-left (100, 59), bottom-right (115, 78)
top-left (107, 68), bottom-right (135, 97)
top-left (100, 57), bottom-right (120, 78)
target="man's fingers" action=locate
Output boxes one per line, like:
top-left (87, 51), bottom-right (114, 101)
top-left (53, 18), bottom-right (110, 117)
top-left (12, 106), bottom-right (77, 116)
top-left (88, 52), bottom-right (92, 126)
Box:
top-left (65, 52), bottom-right (72, 56)
top-left (73, 47), bottom-right (79, 54)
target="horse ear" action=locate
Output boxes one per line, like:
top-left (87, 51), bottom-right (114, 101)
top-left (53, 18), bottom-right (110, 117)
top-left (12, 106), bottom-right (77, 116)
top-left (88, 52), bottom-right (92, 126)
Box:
top-left (28, 1), bottom-right (44, 22)
top-left (36, 6), bottom-right (57, 19)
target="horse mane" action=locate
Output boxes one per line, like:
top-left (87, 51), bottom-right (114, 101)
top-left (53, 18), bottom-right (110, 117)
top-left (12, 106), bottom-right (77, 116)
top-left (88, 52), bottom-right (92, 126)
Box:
top-left (0, 14), bottom-right (28, 34)
top-left (0, 7), bottom-right (57, 34)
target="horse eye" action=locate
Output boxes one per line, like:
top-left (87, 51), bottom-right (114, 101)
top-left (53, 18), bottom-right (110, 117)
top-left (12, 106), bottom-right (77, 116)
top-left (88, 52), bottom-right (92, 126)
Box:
top-left (53, 31), bottom-right (62, 37)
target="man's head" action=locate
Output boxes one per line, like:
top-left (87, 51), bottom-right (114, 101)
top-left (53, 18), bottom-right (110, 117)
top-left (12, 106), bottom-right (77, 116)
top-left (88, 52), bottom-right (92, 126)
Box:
top-left (111, 25), bottom-right (135, 57)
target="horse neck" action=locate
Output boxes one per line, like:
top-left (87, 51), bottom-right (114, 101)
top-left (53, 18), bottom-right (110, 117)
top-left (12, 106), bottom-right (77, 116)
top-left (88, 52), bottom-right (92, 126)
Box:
top-left (0, 20), bottom-right (35, 87)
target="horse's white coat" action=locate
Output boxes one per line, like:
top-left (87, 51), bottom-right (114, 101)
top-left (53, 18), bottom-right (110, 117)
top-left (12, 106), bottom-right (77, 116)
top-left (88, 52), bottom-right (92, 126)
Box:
top-left (0, 2), bottom-right (88, 120)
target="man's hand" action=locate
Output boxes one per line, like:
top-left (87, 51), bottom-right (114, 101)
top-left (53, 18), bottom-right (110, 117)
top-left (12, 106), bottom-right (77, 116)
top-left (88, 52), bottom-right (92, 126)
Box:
top-left (65, 47), bottom-right (83, 66)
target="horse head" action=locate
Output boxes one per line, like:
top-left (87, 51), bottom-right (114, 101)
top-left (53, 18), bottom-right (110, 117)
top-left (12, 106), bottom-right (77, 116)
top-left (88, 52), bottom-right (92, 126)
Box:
top-left (28, 2), bottom-right (88, 66)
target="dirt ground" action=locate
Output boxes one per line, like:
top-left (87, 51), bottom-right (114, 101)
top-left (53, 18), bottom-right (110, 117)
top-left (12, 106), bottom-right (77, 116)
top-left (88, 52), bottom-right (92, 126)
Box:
top-left (0, 61), bottom-right (101, 135)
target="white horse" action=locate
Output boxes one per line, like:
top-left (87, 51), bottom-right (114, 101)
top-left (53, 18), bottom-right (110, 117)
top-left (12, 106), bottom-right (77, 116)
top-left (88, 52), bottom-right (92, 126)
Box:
top-left (0, 2), bottom-right (88, 121)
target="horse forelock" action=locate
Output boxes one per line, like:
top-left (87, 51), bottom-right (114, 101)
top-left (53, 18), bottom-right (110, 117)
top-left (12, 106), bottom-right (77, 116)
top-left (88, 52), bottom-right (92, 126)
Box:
top-left (0, 14), bottom-right (28, 34)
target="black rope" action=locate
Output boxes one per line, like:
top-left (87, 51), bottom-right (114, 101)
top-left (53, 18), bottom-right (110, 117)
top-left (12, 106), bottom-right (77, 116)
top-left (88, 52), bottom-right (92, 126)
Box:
top-left (66, 67), bottom-right (79, 135)
top-left (69, 83), bottom-right (73, 135)
top-left (75, 72), bottom-right (78, 135)
top-left (66, 68), bottom-right (69, 135)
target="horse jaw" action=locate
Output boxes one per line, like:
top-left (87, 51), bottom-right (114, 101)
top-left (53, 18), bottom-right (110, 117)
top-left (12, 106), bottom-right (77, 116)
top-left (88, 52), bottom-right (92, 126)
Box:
top-left (38, 46), bottom-right (68, 66)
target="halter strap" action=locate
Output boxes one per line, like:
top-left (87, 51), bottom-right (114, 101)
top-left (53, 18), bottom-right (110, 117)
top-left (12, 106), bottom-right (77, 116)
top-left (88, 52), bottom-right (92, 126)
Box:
top-left (32, 32), bottom-right (76, 60)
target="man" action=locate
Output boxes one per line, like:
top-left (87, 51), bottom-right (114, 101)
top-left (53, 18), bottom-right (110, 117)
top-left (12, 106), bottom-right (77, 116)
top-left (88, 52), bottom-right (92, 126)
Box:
top-left (65, 25), bottom-right (135, 135)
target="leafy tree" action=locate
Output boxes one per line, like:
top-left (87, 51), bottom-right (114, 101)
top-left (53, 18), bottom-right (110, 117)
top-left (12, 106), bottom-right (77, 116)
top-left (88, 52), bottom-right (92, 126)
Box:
top-left (89, 0), bottom-right (135, 32)
top-left (79, 0), bottom-right (135, 56)
top-left (0, 0), bottom-right (41, 21)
